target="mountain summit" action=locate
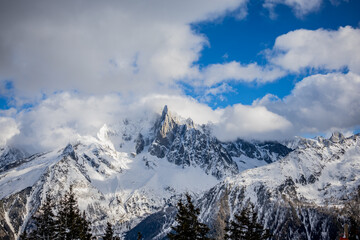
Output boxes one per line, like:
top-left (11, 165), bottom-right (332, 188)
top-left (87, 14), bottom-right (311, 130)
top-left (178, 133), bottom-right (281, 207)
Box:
top-left (1, 107), bottom-right (356, 240)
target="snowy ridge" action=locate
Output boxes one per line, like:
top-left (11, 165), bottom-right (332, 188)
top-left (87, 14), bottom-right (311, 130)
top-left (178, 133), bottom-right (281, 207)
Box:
top-left (195, 133), bottom-right (360, 240)
top-left (125, 133), bottom-right (360, 240)
top-left (0, 106), bottom-right (293, 239)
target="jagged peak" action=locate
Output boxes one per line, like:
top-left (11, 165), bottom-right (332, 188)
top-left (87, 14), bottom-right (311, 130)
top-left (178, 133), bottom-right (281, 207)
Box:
top-left (62, 143), bottom-right (77, 160)
top-left (161, 105), bottom-right (168, 120)
top-left (153, 106), bottom-right (178, 137)
top-left (329, 131), bottom-right (345, 143)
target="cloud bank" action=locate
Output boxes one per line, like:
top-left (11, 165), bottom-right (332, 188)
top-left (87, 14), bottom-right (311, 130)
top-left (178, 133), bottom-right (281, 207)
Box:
top-left (0, 1), bottom-right (359, 151)
top-left (259, 72), bottom-right (360, 134)
top-left (0, 0), bottom-right (247, 99)
top-left (269, 26), bottom-right (360, 73)
top-left (2, 69), bottom-right (360, 152)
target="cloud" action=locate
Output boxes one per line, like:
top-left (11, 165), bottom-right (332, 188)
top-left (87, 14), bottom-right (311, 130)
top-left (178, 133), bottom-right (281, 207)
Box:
top-left (137, 95), bottom-right (293, 142)
top-left (205, 83), bottom-right (235, 96)
top-left (268, 26), bottom-right (360, 73)
top-left (1, 2), bottom-right (359, 149)
top-left (0, 0), bottom-right (247, 100)
top-left (0, 117), bottom-right (19, 146)
top-left (200, 61), bottom-right (286, 86)
top-left (212, 104), bottom-right (292, 141)
top-left (10, 93), bottom-right (128, 152)
top-left (263, 0), bottom-right (322, 18)
top-left (258, 72), bottom-right (360, 134)
top-left (5, 70), bottom-right (360, 151)
top-left (4, 92), bottom-right (295, 152)
top-left (7, 93), bottom-right (221, 152)
top-left (137, 94), bottom-right (222, 125)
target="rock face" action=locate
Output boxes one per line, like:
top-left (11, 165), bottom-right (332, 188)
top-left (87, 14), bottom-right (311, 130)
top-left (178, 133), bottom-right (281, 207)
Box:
top-left (0, 188), bottom-right (32, 240)
top-left (0, 106), bottom-right (300, 239)
top-left (223, 139), bottom-right (292, 163)
top-left (147, 106), bottom-right (291, 179)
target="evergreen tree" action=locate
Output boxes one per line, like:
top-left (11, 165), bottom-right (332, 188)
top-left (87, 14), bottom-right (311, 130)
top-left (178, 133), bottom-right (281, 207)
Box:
top-left (224, 203), bottom-right (271, 240)
top-left (31, 192), bottom-right (57, 240)
top-left (345, 186), bottom-right (360, 240)
top-left (103, 221), bottom-right (114, 240)
top-left (79, 211), bottom-right (93, 240)
top-left (137, 231), bottom-right (143, 240)
top-left (56, 185), bottom-right (92, 240)
top-left (167, 193), bottom-right (212, 240)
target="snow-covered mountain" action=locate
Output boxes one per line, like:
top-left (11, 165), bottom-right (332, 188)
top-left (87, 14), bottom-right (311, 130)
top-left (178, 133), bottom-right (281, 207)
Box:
top-left (128, 132), bottom-right (360, 240)
top-left (0, 106), bottom-right (291, 239)
top-left (4, 107), bottom-right (359, 240)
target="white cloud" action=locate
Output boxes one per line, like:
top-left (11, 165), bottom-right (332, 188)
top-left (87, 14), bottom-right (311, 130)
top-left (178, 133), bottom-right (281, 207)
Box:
top-left (205, 83), bottom-right (235, 96)
top-left (0, 0), bottom-right (247, 99)
top-left (138, 95), bottom-right (293, 142)
top-left (259, 72), bottom-right (360, 134)
top-left (0, 117), bottom-right (19, 146)
top-left (263, 0), bottom-right (322, 18)
top-left (5, 92), bottom-right (295, 152)
top-left (6, 71), bottom-right (360, 151)
top-left (11, 93), bottom-right (127, 152)
top-left (1, 2), bottom-right (359, 149)
top-left (269, 26), bottom-right (360, 73)
top-left (212, 104), bottom-right (292, 141)
top-left (8, 93), bottom-right (221, 152)
top-left (200, 61), bottom-right (286, 86)
top-left (138, 94), bottom-right (222, 125)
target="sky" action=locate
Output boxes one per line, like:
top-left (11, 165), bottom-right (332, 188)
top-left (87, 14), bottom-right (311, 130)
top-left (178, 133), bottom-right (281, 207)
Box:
top-left (0, 0), bottom-right (359, 152)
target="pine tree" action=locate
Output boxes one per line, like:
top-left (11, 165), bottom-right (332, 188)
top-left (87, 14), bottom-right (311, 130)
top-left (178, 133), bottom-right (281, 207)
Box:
top-left (103, 221), bottom-right (114, 240)
top-left (31, 192), bottom-right (57, 240)
top-left (79, 211), bottom-right (93, 240)
top-left (345, 186), bottom-right (360, 240)
top-left (224, 203), bottom-right (271, 240)
top-left (56, 185), bottom-right (92, 240)
top-left (167, 193), bottom-right (212, 240)
top-left (224, 204), bottom-right (249, 240)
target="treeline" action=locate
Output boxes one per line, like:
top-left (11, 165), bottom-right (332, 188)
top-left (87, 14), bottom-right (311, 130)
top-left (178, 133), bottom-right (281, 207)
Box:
top-left (167, 188), bottom-right (360, 240)
top-left (341, 187), bottom-right (360, 240)
top-left (167, 193), bottom-right (271, 240)
top-left (19, 186), bottom-right (118, 240)
top-left (19, 187), bottom-right (360, 240)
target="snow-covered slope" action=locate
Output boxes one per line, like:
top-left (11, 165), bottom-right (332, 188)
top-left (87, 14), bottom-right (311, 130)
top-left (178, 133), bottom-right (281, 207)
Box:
top-left (197, 132), bottom-right (360, 240)
top-left (0, 106), bottom-right (291, 239)
top-left (126, 132), bottom-right (360, 240)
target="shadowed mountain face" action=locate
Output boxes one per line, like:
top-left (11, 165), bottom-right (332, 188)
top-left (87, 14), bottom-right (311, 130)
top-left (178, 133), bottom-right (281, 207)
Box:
top-left (148, 106), bottom-right (291, 179)
top-left (0, 106), bottom-right (293, 239)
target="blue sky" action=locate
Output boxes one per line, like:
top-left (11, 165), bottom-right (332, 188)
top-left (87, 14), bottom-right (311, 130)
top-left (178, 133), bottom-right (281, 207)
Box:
top-left (0, 0), bottom-right (360, 150)
top-left (189, 0), bottom-right (360, 107)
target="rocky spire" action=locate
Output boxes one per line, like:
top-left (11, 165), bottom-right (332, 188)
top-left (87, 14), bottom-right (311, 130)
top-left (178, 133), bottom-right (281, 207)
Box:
top-left (62, 143), bottom-right (78, 160)
top-left (152, 105), bottom-right (177, 139)
top-left (160, 105), bottom-right (169, 121)
top-left (329, 131), bottom-right (345, 143)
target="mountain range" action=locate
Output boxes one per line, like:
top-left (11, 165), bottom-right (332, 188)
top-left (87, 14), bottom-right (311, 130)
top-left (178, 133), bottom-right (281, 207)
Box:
top-left (0, 106), bottom-right (358, 240)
